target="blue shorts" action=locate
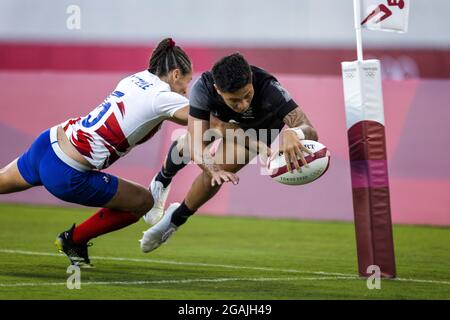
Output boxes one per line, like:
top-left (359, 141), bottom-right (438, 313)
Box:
top-left (17, 129), bottom-right (119, 207)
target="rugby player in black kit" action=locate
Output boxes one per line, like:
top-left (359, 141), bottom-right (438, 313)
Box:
top-left (140, 53), bottom-right (318, 252)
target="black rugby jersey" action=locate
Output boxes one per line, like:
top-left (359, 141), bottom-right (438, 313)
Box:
top-left (189, 66), bottom-right (297, 129)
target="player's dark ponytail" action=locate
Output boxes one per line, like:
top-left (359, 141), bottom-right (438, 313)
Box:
top-left (148, 38), bottom-right (192, 77)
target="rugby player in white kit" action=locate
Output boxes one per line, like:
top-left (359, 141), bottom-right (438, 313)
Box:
top-left (0, 38), bottom-right (192, 267)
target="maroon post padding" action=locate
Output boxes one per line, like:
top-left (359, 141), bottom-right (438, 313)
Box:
top-left (348, 120), bottom-right (396, 278)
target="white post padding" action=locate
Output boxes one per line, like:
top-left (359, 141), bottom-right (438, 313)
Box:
top-left (341, 60), bottom-right (385, 130)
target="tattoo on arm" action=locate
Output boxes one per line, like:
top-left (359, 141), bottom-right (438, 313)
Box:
top-left (283, 107), bottom-right (319, 141)
top-left (283, 107), bottom-right (310, 128)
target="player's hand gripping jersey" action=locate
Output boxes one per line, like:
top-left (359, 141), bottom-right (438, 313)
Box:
top-left (62, 71), bottom-right (188, 169)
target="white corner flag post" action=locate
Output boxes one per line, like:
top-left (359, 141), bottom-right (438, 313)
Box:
top-left (342, 0), bottom-right (410, 278)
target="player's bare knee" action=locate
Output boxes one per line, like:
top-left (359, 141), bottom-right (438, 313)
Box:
top-left (0, 171), bottom-right (14, 194)
top-left (0, 174), bottom-right (6, 193)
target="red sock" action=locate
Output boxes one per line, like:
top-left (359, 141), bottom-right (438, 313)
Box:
top-left (72, 208), bottom-right (140, 244)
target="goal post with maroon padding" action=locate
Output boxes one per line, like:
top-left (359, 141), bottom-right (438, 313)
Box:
top-left (341, 0), bottom-right (410, 278)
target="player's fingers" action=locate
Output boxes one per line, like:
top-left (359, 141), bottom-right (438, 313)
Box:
top-left (284, 152), bottom-right (292, 173)
top-left (211, 175), bottom-right (221, 187)
top-left (219, 173), bottom-right (230, 183)
top-left (227, 172), bottom-right (239, 185)
top-left (290, 149), bottom-right (301, 171)
top-left (264, 146), bottom-right (272, 160)
top-left (295, 145), bottom-right (308, 168)
top-left (300, 143), bottom-right (314, 156)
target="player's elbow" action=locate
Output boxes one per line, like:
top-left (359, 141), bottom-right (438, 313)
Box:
top-left (304, 126), bottom-right (319, 142)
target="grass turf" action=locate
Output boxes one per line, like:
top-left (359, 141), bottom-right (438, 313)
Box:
top-left (0, 203), bottom-right (448, 300)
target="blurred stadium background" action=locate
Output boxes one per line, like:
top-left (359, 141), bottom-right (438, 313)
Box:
top-left (0, 0), bottom-right (448, 224)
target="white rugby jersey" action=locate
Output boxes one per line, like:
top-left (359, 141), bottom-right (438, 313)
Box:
top-left (61, 71), bottom-right (188, 170)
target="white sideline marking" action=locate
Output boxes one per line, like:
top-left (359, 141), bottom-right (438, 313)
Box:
top-left (0, 249), bottom-right (354, 277)
top-left (0, 249), bottom-right (449, 286)
top-left (0, 276), bottom-right (359, 288)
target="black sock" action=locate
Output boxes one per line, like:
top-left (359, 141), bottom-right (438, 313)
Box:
top-left (155, 170), bottom-right (173, 188)
top-left (155, 140), bottom-right (189, 188)
top-left (171, 201), bottom-right (196, 227)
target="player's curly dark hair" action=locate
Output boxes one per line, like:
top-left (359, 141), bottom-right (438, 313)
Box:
top-left (212, 53), bottom-right (252, 93)
top-left (148, 38), bottom-right (192, 76)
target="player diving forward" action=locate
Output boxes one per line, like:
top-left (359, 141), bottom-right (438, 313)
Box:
top-left (140, 53), bottom-right (319, 252)
top-left (0, 38), bottom-right (192, 267)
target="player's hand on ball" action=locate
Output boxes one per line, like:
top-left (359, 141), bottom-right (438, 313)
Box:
top-left (210, 169), bottom-right (239, 187)
top-left (280, 130), bottom-right (314, 173)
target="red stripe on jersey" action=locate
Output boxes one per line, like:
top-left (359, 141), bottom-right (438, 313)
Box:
top-left (117, 101), bottom-right (125, 118)
top-left (136, 122), bottom-right (162, 145)
top-left (96, 112), bottom-right (130, 153)
top-left (71, 130), bottom-right (94, 158)
top-left (63, 117), bottom-right (81, 131)
top-left (103, 142), bottom-right (121, 168)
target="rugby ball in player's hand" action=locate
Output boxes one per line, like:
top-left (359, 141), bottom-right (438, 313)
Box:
top-left (267, 140), bottom-right (330, 185)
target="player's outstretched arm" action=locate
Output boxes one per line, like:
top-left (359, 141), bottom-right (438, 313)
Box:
top-left (281, 106), bottom-right (318, 172)
top-left (169, 105), bottom-right (189, 125)
top-left (187, 115), bottom-right (239, 187)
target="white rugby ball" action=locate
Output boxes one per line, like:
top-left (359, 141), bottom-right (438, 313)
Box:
top-left (267, 140), bottom-right (330, 185)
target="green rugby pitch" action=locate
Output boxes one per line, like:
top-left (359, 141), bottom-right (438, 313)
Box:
top-left (0, 203), bottom-right (448, 300)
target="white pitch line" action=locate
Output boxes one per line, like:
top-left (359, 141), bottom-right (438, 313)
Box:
top-left (0, 249), bottom-right (355, 277)
top-left (395, 277), bottom-right (450, 285)
top-left (0, 276), bottom-right (359, 288)
top-left (1, 249), bottom-right (449, 286)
